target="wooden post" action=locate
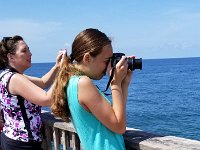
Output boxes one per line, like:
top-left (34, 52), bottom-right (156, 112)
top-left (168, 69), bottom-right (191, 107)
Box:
top-left (53, 128), bottom-right (60, 150)
top-left (62, 130), bottom-right (70, 150)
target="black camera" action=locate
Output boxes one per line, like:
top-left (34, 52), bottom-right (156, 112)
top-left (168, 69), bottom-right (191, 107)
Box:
top-left (111, 53), bottom-right (142, 71)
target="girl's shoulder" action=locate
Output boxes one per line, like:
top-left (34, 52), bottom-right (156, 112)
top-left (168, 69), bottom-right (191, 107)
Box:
top-left (70, 75), bottom-right (92, 86)
top-left (78, 76), bottom-right (94, 89)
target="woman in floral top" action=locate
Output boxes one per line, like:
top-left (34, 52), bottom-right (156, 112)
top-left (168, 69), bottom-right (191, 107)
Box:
top-left (0, 36), bottom-right (63, 150)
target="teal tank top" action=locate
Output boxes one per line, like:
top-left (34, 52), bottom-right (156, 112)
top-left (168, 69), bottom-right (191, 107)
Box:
top-left (66, 76), bottom-right (125, 150)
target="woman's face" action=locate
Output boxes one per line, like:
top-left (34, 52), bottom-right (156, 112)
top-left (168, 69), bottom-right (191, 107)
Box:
top-left (89, 44), bottom-right (113, 80)
top-left (9, 40), bottom-right (32, 73)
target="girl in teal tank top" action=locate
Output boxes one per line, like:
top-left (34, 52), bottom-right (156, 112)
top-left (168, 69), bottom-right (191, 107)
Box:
top-left (51, 28), bottom-right (133, 150)
top-left (67, 76), bottom-right (125, 150)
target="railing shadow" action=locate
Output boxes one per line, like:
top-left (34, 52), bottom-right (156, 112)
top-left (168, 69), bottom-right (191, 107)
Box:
top-left (123, 129), bottom-right (163, 150)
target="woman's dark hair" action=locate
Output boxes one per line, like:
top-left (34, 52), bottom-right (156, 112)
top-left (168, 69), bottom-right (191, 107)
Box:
top-left (51, 28), bottom-right (111, 121)
top-left (0, 35), bottom-right (23, 68)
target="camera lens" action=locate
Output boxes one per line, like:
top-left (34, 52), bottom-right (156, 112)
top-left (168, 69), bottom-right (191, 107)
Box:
top-left (111, 53), bottom-right (142, 71)
top-left (127, 58), bottom-right (142, 70)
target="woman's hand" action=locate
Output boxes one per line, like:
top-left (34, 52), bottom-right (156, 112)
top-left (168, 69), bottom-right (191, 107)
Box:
top-left (55, 49), bottom-right (66, 68)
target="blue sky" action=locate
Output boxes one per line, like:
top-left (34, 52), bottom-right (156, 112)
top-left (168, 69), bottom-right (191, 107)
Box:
top-left (1, 0), bottom-right (200, 62)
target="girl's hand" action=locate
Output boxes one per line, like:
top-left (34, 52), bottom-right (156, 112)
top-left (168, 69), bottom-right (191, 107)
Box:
top-left (122, 69), bottom-right (133, 86)
top-left (111, 56), bottom-right (128, 85)
top-left (122, 56), bottom-right (135, 86)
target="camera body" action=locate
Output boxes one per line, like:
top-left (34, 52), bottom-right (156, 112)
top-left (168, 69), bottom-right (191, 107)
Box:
top-left (111, 53), bottom-right (142, 71)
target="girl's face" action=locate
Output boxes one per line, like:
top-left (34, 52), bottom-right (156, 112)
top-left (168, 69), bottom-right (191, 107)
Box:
top-left (88, 44), bottom-right (113, 80)
top-left (9, 40), bottom-right (32, 73)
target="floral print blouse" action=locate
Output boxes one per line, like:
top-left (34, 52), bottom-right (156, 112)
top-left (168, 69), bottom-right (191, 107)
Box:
top-left (0, 69), bottom-right (42, 142)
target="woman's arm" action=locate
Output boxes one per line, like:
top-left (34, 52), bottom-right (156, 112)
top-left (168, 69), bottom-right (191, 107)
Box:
top-left (8, 73), bottom-right (53, 106)
top-left (24, 51), bottom-right (63, 89)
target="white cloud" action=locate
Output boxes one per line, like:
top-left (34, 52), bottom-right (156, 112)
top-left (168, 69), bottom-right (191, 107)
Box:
top-left (0, 19), bottom-right (68, 62)
top-left (0, 19), bottom-right (64, 40)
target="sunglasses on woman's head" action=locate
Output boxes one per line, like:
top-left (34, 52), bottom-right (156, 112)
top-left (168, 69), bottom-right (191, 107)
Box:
top-left (2, 37), bottom-right (12, 43)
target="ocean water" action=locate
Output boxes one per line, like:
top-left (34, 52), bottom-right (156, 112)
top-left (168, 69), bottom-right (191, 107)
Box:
top-left (25, 57), bottom-right (200, 141)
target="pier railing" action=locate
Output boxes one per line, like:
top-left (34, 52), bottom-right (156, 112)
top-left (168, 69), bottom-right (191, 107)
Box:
top-left (41, 111), bottom-right (200, 150)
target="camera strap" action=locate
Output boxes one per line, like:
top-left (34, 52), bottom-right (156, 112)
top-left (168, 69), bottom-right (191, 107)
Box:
top-left (103, 67), bottom-right (115, 95)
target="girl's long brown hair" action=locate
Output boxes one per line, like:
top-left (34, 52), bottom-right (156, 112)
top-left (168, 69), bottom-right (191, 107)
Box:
top-left (51, 28), bottom-right (111, 121)
top-left (51, 55), bottom-right (76, 121)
